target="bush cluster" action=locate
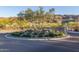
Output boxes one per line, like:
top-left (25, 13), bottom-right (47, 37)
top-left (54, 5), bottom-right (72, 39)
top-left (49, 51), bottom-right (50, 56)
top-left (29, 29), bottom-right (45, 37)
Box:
top-left (11, 29), bottom-right (64, 38)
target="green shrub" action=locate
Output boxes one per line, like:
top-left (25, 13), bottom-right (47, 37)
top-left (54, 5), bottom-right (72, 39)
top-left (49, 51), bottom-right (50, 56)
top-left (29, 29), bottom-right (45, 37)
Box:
top-left (11, 32), bottom-right (22, 36)
top-left (11, 30), bottom-right (64, 38)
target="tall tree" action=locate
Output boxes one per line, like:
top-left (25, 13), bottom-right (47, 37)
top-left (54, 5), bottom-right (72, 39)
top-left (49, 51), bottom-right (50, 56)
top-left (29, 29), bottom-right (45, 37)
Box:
top-left (17, 11), bottom-right (25, 20)
top-left (24, 8), bottom-right (34, 21)
top-left (49, 8), bottom-right (55, 14)
top-left (49, 8), bottom-right (55, 22)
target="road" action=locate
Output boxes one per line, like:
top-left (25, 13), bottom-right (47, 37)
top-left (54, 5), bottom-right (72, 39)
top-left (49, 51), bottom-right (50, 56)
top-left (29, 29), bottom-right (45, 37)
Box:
top-left (0, 33), bottom-right (79, 52)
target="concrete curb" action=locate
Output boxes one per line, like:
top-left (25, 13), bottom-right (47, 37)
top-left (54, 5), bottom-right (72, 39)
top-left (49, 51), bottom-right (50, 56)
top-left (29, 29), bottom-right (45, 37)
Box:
top-left (5, 34), bottom-right (70, 41)
top-left (68, 31), bottom-right (79, 33)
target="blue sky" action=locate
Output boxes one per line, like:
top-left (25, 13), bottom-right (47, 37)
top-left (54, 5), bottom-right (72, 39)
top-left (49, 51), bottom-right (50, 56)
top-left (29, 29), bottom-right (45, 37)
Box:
top-left (0, 6), bottom-right (79, 17)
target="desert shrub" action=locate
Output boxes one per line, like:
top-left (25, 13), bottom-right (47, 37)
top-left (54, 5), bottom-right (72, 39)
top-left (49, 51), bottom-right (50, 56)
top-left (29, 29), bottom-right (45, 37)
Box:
top-left (11, 29), bottom-right (64, 38)
top-left (11, 32), bottom-right (22, 37)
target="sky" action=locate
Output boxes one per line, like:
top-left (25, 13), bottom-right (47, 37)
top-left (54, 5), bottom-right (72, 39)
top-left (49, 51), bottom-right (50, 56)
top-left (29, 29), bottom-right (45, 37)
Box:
top-left (0, 6), bottom-right (79, 17)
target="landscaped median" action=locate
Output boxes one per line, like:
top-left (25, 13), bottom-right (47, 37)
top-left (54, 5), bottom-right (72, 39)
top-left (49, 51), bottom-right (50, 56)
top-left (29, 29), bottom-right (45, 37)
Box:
top-left (5, 30), bottom-right (70, 40)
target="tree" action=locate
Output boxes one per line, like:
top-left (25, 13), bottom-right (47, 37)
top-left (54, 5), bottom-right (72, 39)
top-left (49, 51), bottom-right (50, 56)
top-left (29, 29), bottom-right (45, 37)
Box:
top-left (49, 8), bottom-right (55, 22)
top-left (17, 11), bottom-right (24, 20)
top-left (49, 8), bottom-right (55, 14)
top-left (24, 8), bottom-right (34, 21)
top-left (34, 7), bottom-right (45, 22)
top-left (17, 7), bottom-right (56, 23)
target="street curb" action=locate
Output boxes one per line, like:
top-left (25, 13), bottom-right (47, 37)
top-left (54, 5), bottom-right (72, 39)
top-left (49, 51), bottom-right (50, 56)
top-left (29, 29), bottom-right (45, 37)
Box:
top-left (5, 34), bottom-right (71, 40)
top-left (68, 31), bottom-right (79, 33)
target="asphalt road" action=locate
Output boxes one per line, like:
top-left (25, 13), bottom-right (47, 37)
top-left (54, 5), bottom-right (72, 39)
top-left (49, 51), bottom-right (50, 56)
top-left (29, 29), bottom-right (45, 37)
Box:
top-left (0, 33), bottom-right (79, 52)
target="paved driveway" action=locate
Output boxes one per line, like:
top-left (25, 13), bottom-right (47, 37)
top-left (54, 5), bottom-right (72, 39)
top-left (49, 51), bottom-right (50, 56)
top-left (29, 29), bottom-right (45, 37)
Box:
top-left (0, 33), bottom-right (78, 52)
